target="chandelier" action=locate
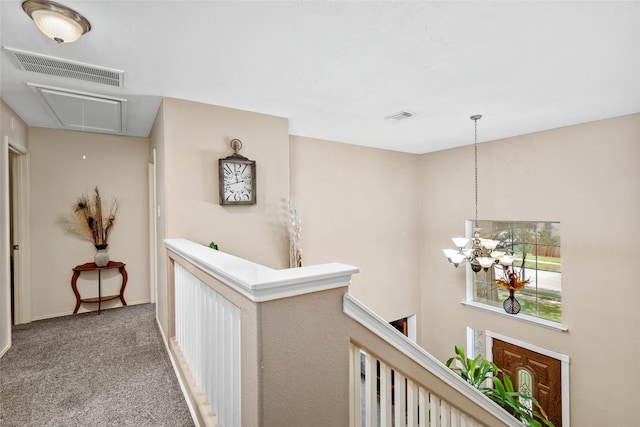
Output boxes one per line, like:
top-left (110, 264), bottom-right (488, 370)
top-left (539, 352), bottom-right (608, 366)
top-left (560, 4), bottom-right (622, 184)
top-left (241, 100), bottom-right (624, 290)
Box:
top-left (442, 115), bottom-right (514, 273)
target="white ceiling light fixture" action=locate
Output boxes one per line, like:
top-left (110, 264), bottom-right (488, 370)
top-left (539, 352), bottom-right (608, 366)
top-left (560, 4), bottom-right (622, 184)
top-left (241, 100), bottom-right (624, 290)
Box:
top-left (442, 115), bottom-right (515, 273)
top-left (22, 0), bottom-right (91, 44)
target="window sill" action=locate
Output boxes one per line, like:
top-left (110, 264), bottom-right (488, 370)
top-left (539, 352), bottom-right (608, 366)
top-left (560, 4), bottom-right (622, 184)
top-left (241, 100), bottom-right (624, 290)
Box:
top-left (461, 300), bottom-right (568, 332)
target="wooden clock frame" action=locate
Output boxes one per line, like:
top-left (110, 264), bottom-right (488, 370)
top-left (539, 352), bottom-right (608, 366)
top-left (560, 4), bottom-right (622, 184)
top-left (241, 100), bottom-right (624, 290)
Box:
top-left (218, 152), bottom-right (257, 205)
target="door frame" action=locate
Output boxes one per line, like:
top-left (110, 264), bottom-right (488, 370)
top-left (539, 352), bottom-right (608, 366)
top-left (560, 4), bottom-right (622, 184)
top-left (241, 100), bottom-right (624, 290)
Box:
top-left (10, 145), bottom-right (31, 324)
top-left (1, 136), bottom-right (30, 358)
top-left (148, 148), bottom-right (158, 303)
top-left (486, 331), bottom-right (570, 427)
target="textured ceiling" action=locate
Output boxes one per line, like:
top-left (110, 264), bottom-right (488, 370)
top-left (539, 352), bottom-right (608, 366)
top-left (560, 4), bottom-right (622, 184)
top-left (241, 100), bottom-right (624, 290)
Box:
top-left (1, 1), bottom-right (639, 154)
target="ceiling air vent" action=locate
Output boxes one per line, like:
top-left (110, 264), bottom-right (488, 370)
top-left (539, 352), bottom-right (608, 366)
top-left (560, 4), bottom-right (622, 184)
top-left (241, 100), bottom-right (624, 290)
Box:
top-left (5, 47), bottom-right (124, 87)
top-left (385, 110), bottom-right (415, 121)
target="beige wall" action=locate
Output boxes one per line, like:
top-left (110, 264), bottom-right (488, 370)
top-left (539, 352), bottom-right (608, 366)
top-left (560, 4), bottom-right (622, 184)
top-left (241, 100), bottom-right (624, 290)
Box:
top-left (29, 128), bottom-right (150, 319)
top-left (162, 97), bottom-right (290, 268)
top-left (290, 135), bottom-right (421, 322)
top-left (151, 98), bottom-right (292, 335)
top-left (419, 113), bottom-right (640, 426)
top-left (261, 287), bottom-right (350, 426)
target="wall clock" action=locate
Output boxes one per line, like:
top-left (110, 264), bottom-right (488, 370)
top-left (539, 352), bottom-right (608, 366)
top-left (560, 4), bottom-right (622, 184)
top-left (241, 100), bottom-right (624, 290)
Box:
top-left (219, 139), bottom-right (256, 205)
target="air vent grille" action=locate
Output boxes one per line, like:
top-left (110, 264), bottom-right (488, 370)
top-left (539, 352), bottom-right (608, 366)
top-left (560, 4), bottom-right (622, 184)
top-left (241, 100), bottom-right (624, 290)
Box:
top-left (5, 47), bottom-right (124, 87)
top-left (385, 111), bottom-right (415, 121)
top-left (27, 83), bottom-right (127, 134)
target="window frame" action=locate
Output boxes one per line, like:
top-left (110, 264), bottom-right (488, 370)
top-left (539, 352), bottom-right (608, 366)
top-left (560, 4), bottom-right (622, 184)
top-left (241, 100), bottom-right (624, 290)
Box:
top-left (463, 220), bottom-right (565, 330)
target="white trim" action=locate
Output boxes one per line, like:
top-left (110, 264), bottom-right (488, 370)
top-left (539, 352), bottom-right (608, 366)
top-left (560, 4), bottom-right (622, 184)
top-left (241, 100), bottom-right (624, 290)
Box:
top-left (343, 293), bottom-right (520, 426)
top-left (486, 331), bottom-right (571, 427)
top-left (1, 137), bottom-right (12, 357)
top-left (466, 326), bottom-right (476, 358)
top-left (156, 317), bottom-right (202, 427)
top-left (30, 299), bottom-right (151, 321)
top-left (7, 133), bottom-right (28, 156)
top-left (0, 342), bottom-right (9, 358)
top-left (407, 314), bottom-right (417, 342)
top-left (165, 238), bottom-right (358, 302)
top-left (148, 150), bottom-right (158, 304)
top-left (12, 152), bottom-right (31, 324)
top-left (462, 300), bottom-right (568, 331)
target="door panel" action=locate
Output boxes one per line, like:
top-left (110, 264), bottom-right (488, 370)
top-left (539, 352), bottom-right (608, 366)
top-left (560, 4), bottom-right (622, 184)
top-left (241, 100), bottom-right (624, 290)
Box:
top-left (493, 338), bottom-right (562, 426)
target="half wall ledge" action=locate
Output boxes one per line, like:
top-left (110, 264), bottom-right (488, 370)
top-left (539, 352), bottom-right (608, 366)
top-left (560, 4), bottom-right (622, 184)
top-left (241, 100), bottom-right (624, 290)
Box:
top-left (164, 238), bottom-right (359, 302)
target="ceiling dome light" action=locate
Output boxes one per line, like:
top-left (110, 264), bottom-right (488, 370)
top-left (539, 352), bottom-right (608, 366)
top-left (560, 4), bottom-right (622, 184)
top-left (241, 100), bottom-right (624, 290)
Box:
top-left (22, 0), bottom-right (91, 44)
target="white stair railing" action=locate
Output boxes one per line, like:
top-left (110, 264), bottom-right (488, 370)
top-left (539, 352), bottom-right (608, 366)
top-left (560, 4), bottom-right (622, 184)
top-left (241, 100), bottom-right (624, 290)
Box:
top-left (164, 238), bottom-right (516, 427)
top-left (345, 294), bottom-right (520, 427)
top-left (352, 345), bottom-right (486, 427)
top-left (174, 262), bottom-right (241, 427)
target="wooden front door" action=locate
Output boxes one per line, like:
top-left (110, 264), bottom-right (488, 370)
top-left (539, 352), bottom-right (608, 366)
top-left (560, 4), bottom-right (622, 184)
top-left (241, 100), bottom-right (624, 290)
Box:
top-left (492, 338), bottom-right (562, 426)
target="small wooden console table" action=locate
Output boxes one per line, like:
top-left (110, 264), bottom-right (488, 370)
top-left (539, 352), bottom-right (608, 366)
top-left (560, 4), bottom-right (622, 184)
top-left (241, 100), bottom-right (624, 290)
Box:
top-left (71, 261), bottom-right (128, 314)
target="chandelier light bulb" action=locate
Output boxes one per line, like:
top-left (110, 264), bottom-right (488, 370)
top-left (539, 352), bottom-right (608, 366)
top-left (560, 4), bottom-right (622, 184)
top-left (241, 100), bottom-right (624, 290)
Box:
top-left (481, 239), bottom-right (500, 250)
top-left (451, 237), bottom-right (469, 249)
top-left (500, 254), bottom-right (516, 266)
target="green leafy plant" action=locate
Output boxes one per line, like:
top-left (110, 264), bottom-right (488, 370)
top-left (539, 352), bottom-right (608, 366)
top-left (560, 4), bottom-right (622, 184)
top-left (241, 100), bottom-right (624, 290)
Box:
top-left (446, 345), bottom-right (553, 427)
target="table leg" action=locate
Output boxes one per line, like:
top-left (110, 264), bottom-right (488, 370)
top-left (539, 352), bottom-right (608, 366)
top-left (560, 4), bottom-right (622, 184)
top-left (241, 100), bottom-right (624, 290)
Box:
top-left (71, 270), bottom-right (81, 314)
top-left (98, 270), bottom-right (102, 314)
top-left (118, 265), bottom-right (128, 306)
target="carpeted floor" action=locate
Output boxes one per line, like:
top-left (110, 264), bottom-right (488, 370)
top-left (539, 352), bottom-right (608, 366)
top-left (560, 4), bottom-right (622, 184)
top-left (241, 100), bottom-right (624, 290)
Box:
top-left (0, 304), bottom-right (194, 427)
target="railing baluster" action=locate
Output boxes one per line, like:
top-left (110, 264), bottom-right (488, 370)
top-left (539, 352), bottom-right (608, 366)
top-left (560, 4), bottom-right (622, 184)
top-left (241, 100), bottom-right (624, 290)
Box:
top-left (380, 361), bottom-right (391, 427)
top-left (364, 351), bottom-right (375, 427)
top-left (174, 263), bottom-right (241, 426)
top-left (429, 392), bottom-right (439, 427)
top-left (350, 344), bottom-right (362, 427)
top-left (440, 401), bottom-right (450, 426)
top-left (418, 387), bottom-right (427, 427)
top-left (394, 371), bottom-right (404, 427)
top-left (407, 379), bottom-right (418, 426)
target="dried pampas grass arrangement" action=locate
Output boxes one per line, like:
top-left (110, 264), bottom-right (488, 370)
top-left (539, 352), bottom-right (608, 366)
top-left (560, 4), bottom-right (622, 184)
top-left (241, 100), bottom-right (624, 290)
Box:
top-left (285, 199), bottom-right (302, 268)
top-left (68, 187), bottom-right (118, 248)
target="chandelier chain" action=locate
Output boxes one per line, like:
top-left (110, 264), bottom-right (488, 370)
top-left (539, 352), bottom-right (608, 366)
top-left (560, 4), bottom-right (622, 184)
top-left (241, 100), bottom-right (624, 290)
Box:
top-left (443, 114), bottom-right (516, 276)
top-left (474, 116), bottom-right (479, 228)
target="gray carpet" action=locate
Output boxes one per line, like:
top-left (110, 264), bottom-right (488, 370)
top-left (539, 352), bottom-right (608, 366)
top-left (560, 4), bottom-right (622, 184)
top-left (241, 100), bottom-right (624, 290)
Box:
top-left (0, 304), bottom-right (194, 427)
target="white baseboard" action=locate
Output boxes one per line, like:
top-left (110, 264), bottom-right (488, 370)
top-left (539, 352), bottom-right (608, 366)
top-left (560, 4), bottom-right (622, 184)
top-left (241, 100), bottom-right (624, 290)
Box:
top-left (0, 342), bottom-right (10, 358)
top-left (156, 316), bottom-right (204, 427)
top-left (30, 299), bottom-right (152, 322)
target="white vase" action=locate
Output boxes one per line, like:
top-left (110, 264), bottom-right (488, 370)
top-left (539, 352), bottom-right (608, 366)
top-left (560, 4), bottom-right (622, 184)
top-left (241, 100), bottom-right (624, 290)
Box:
top-left (95, 245), bottom-right (109, 267)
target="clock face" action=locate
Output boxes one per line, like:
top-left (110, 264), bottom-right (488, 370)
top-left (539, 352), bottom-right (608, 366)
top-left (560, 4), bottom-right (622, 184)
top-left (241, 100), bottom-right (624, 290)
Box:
top-left (220, 160), bottom-right (255, 204)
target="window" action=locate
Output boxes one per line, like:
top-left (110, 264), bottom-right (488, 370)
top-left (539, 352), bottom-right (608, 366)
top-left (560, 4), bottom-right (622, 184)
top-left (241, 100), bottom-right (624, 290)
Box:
top-left (468, 220), bottom-right (561, 323)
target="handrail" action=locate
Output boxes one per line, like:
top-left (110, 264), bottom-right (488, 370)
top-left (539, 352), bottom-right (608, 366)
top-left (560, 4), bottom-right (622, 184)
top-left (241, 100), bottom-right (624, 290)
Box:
top-left (165, 238), bottom-right (358, 302)
top-left (344, 293), bottom-right (521, 426)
